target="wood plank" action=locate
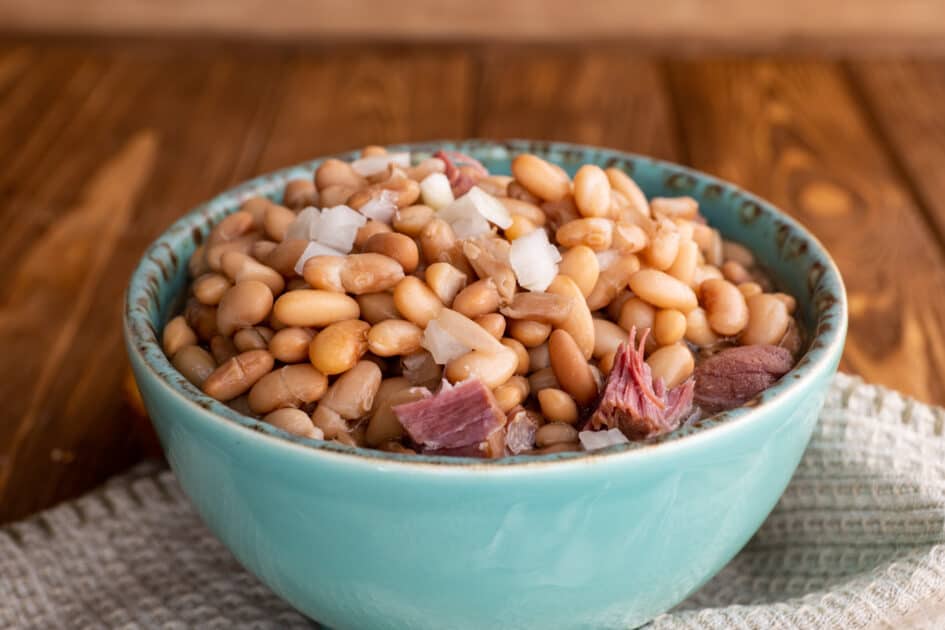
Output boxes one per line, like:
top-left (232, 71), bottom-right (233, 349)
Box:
top-left (667, 59), bottom-right (945, 406)
top-left (5, 1), bottom-right (945, 54)
top-left (475, 48), bottom-right (680, 161)
top-left (256, 47), bottom-right (475, 171)
top-left (848, 60), bottom-right (945, 250)
top-left (0, 45), bottom-right (288, 522)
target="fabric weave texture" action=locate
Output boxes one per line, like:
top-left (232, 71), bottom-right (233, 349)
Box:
top-left (3, 373), bottom-right (944, 629)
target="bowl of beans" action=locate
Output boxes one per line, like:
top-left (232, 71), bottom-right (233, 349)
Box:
top-left (125, 140), bottom-right (846, 629)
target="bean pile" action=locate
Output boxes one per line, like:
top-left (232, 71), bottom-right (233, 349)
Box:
top-left (163, 147), bottom-right (803, 457)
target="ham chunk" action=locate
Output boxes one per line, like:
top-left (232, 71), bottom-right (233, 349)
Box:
top-left (589, 328), bottom-right (694, 440)
top-left (693, 345), bottom-right (794, 413)
top-left (393, 379), bottom-right (506, 450)
top-left (434, 150), bottom-right (488, 197)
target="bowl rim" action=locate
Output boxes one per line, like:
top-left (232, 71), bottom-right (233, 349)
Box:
top-left (124, 138), bottom-right (848, 470)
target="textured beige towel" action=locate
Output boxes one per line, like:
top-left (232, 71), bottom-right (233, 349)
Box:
top-left (3, 374), bottom-right (945, 629)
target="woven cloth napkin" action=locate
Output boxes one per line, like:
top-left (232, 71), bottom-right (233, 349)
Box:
top-left (4, 373), bottom-right (945, 629)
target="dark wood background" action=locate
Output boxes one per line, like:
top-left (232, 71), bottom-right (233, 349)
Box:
top-left (3, 37), bottom-right (945, 523)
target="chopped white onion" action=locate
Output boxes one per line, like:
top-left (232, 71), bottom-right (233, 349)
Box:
top-left (315, 205), bottom-right (367, 253)
top-left (510, 229), bottom-right (561, 292)
top-left (421, 319), bottom-right (472, 364)
top-left (595, 249), bottom-right (620, 270)
top-left (285, 207), bottom-right (321, 241)
top-left (434, 308), bottom-right (504, 353)
top-left (439, 186), bottom-right (513, 237)
top-left (350, 152), bottom-right (410, 177)
top-left (466, 186), bottom-right (512, 228)
top-left (294, 241), bottom-right (344, 275)
top-left (450, 214), bottom-right (492, 239)
top-left (420, 172), bottom-right (454, 210)
top-left (579, 428), bottom-right (629, 451)
top-left (358, 190), bottom-right (398, 224)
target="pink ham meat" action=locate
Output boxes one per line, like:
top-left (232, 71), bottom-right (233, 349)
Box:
top-left (693, 345), bottom-right (794, 413)
top-left (393, 379), bottom-right (506, 451)
top-left (589, 328), bottom-right (695, 440)
top-left (434, 150), bottom-right (489, 197)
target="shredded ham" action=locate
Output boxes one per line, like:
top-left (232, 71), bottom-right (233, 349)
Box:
top-left (589, 328), bottom-right (694, 440)
top-left (393, 379), bottom-right (506, 451)
top-left (693, 345), bottom-right (794, 412)
top-left (435, 150), bottom-right (489, 197)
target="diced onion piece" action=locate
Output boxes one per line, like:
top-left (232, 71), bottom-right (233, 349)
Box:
top-left (510, 229), bottom-right (561, 292)
top-left (439, 186), bottom-right (513, 237)
top-left (316, 205), bottom-right (367, 253)
top-left (359, 190), bottom-right (398, 224)
top-left (451, 215), bottom-right (492, 239)
top-left (434, 308), bottom-right (505, 353)
top-left (351, 152), bottom-right (410, 177)
top-left (595, 249), bottom-right (621, 270)
top-left (420, 172), bottom-right (454, 210)
top-left (285, 206), bottom-right (321, 241)
top-left (466, 186), bottom-right (512, 228)
top-left (421, 319), bottom-right (472, 364)
top-left (294, 241), bottom-right (344, 275)
top-left (579, 428), bottom-right (629, 451)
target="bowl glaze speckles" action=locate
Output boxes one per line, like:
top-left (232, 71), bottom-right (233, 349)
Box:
top-left (125, 140), bottom-right (846, 629)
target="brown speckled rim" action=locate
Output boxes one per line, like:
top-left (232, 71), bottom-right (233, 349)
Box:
top-left (124, 139), bottom-right (847, 469)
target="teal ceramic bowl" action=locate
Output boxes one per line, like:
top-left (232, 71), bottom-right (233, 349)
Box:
top-left (125, 140), bottom-right (846, 629)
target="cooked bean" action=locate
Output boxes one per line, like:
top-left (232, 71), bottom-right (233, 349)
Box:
top-left (508, 319), bottom-right (552, 348)
top-left (233, 326), bottom-right (274, 352)
top-left (188, 244), bottom-right (210, 278)
top-left (585, 253), bottom-right (640, 311)
top-left (419, 218), bottom-right (458, 266)
top-left (424, 262), bottom-right (467, 306)
top-left (210, 335), bottom-right (239, 364)
top-left (558, 245), bottom-right (599, 298)
top-left (366, 381), bottom-right (426, 447)
top-left (283, 179), bottom-right (318, 210)
top-left (273, 290), bottom-right (360, 328)
top-left (508, 179), bottom-right (543, 205)
top-left (628, 269), bottom-right (698, 312)
top-left (738, 282), bottom-right (763, 298)
top-left (607, 289), bottom-right (633, 322)
top-left (653, 309), bottom-right (687, 346)
top-left (548, 329), bottom-right (597, 406)
top-left (645, 344), bottom-right (694, 389)
top-left (668, 239), bottom-right (699, 287)
top-left (684, 307), bottom-right (720, 346)
top-left (528, 366), bottom-right (560, 392)
top-left (302, 255), bottom-right (346, 292)
top-left (546, 274), bottom-right (594, 360)
top-left (556, 218), bottom-right (613, 251)
top-left (722, 239), bottom-right (755, 267)
top-left (263, 203), bottom-right (297, 241)
top-left (605, 168), bottom-right (650, 220)
top-left (357, 292), bottom-right (400, 324)
top-left (452, 279), bottom-right (501, 319)
top-left (651, 196), bottom-right (699, 220)
top-left (340, 253), bottom-right (405, 294)
top-left (721, 260), bottom-right (752, 285)
top-left (309, 319), bottom-right (371, 375)
top-left (203, 349), bottom-right (274, 401)
top-left (319, 184), bottom-right (357, 207)
top-left (498, 197), bottom-right (547, 226)
top-left (192, 273), bottom-right (231, 306)
top-left (500, 337), bottom-right (530, 376)
top-left (217, 280), bottom-right (274, 336)
top-left (393, 276), bottom-right (443, 327)
top-left (528, 342), bottom-right (551, 370)
top-left (354, 220), bottom-right (393, 250)
top-left (319, 360), bottom-right (383, 420)
top-left (474, 313), bottom-right (506, 340)
top-left (263, 239), bottom-right (308, 276)
top-left (208, 211), bottom-right (254, 246)
top-left (393, 204), bottom-right (435, 236)
top-left (692, 264), bottom-right (724, 290)
top-left (494, 376), bottom-right (529, 413)
top-left (511, 154), bottom-right (571, 202)
top-left (701, 278), bottom-right (749, 336)
top-left (248, 364), bottom-right (328, 414)
top-left (445, 347), bottom-right (519, 390)
top-left (221, 251), bottom-right (285, 296)
top-left (368, 319), bottom-right (423, 357)
top-left (238, 197), bottom-right (273, 226)
top-left (364, 232), bottom-right (419, 273)
top-left (406, 157), bottom-right (446, 182)
top-left (315, 158), bottom-right (366, 191)
top-left (504, 215), bottom-right (538, 241)
top-left (773, 292), bottom-right (797, 314)
top-left (538, 389), bottom-right (579, 424)
top-left (742, 294), bottom-right (791, 346)
top-left (573, 164), bottom-right (611, 218)
top-left (618, 297), bottom-right (656, 336)
top-left (172, 345), bottom-right (216, 387)
top-left (268, 327), bottom-right (315, 363)
top-left (599, 350), bottom-right (617, 376)
top-left (592, 319), bottom-right (628, 359)
top-left (162, 315), bottom-right (197, 357)
top-left (612, 221), bottom-right (648, 253)
top-left (206, 234), bottom-right (259, 272)
top-left (500, 292), bottom-right (573, 326)
top-left (311, 404), bottom-right (350, 441)
top-left (263, 408), bottom-right (323, 439)
top-left (535, 422), bottom-right (579, 448)
top-left (184, 300), bottom-right (218, 340)
top-left (475, 174), bottom-right (511, 197)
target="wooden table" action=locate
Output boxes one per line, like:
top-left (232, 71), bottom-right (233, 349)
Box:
top-left (4, 38), bottom-right (945, 524)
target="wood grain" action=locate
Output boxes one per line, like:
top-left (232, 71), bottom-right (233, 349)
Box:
top-left (5, 1), bottom-right (945, 54)
top-left (667, 59), bottom-right (945, 405)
